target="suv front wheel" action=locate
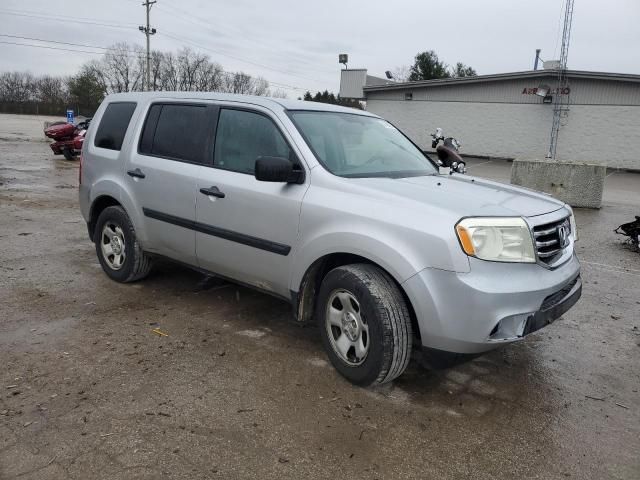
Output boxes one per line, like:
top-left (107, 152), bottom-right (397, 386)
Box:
top-left (317, 264), bottom-right (413, 386)
top-left (94, 206), bottom-right (152, 283)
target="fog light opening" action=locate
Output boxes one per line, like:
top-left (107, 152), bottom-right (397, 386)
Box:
top-left (489, 323), bottom-right (500, 337)
top-left (488, 313), bottom-right (533, 341)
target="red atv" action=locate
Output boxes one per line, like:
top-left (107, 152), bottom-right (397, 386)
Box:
top-left (44, 118), bottom-right (91, 160)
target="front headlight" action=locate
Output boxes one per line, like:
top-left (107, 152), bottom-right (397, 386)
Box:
top-left (455, 217), bottom-right (536, 263)
top-left (569, 211), bottom-right (578, 241)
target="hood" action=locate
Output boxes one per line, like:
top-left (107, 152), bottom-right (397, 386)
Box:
top-left (351, 174), bottom-right (565, 218)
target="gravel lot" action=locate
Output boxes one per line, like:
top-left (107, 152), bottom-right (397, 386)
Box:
top-left (1, 113), bottom-right (639, 479)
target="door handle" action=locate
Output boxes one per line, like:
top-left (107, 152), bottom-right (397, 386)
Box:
top-left (127, 168), bottom-right (146, 179)
top-left (199, 186), bottom-right (225, 198)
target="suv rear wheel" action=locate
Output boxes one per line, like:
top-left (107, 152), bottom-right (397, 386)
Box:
top-left (94, 206), bottom-right (152, 282)
top-left (317, 264), bottom-right (412, 386)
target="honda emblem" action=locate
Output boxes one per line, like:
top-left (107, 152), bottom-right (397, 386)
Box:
top-left (558, 223), bottom-right (570, 248)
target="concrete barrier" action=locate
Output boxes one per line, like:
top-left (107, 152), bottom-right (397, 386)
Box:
top-left (510, 159), bottom-right (606, 208)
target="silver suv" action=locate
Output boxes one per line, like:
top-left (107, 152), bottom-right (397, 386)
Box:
top-left (79, 92), bottom-right (581, 386)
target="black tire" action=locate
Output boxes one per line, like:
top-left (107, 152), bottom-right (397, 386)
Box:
top-left (94, 206), bottom-right (152, 283)
top-left (317, 264), bottom-right (412, 386)
top-left (62, 148), bottom-right (75, 161)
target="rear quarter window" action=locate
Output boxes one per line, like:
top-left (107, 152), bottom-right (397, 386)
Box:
top-left (94, 102), bottom-right (137, 151)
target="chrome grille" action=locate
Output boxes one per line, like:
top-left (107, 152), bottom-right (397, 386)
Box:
top-left (533, 217), bottom-right (571, 264)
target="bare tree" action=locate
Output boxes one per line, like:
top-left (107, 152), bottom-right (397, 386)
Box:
top-left (392, 66), bottom-right (411, 82)
top-left (88, 43), bottom-right (274, 96)
top-left (223, 72), bottom-right (253, 94)
top-left (35, 75), bottom-right (67, 104)
top-left (159, 52), bottom-right (179, 91)
top-left (269, 89), bottom-right (288, 98)
top-left (251, 77), bottom-right (270, 96)
top-left (146, 50), bottom-right (164, 91)
top-left (0, 41), bottom-right (277, 110)
top-left (98, 43), bottom-right (143, 93)
top-left (0, 71), bottom-right (36, 102)
top-left (176, 48), bottom-right (209, 91)
top-left (195, 61), bottom-right (224, 92)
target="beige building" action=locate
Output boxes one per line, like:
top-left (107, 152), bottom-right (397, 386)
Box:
top-left (340, 69), bottom-right (640, 170)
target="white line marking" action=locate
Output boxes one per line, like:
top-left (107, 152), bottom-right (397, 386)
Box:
top-left (582, 261), bottom-right (640, 277)
top-left (582, 260), bottom-right (640, 273)
top-left (467, 160), bottom-right (493, 168)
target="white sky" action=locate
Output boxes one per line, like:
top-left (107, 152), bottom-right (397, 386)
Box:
top-left (0, 0), bottom-right (638, 97)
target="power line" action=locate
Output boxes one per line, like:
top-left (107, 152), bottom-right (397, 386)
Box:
top-left (0, 6), bottom-right (324, 91)
top-left (159, 31), bottom-right (314, 89)
top-left (154, 2), bottom-right (329, 76)
top-left (0, 34), bottom-right (114, 52)
top-left (0, 40), bottom-right (119, 56)
top-left (0, 37), bottom-right (146, 59)
top-left (0, 9), bottom-right (136, 29)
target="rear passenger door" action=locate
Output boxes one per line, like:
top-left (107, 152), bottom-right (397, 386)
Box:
top-left (126, 102), bottom-right (217, 266)
top-left (195, 106), bottom-right (308, 298)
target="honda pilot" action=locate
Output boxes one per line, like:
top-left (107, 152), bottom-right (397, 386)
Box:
top-left (79, 92), bottom-right (581, 386)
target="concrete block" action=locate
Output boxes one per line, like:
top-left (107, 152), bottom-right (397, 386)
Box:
top-left (510, 159), bottom-right (606, 208)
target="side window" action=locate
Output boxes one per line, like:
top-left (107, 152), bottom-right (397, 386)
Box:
top-left (140, 104), bottom-right (209, 164)
top-left (214, 109), bottom-right (292, 174)
top-left (94, 102), bottom-right (137, 151)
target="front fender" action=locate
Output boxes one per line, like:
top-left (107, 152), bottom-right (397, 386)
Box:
top-left (291, 231), bottom-right (429, 292)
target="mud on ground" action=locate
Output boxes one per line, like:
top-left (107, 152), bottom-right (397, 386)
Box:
top-left (1, 114), bottom-right (639, 479)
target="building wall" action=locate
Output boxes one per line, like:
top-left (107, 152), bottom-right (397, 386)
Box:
top-left (366, 77), bottom-right (640, 105)
top-left (365, 77), bottom-right (640, 169)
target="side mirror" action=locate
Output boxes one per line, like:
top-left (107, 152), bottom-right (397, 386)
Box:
top-left (254, 156), bottom-right (304, 184)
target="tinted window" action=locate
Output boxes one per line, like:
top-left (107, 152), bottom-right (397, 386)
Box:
top-left (138, 104), bottom-right (161, 154)
top-left (94, 102), bottom-right (136, 151)
top-left (214, 109), bottom-right (292, 174)
top-left (144, 104), bottom-right (209, 163)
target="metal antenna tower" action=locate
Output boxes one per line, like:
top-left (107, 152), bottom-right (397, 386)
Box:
top-left (547, 0), bottom-right (575, 159)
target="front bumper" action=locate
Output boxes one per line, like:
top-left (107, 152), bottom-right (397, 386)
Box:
top-left (522, 274), bottom-right (581, 336)
top-left (402, 253), bottom-right (581, 354)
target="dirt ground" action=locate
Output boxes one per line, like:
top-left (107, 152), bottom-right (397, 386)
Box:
top-left (1, 113), bottom-right (639, 479)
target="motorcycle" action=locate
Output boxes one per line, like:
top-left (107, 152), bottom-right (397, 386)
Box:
top-left (44, 118), bottom-right (91, 160)
top-left (431, 127), bottom-right (466, 174)
top-left (615, 216), bottom-right (640, 251)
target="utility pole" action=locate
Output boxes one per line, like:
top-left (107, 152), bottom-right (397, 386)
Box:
top-left (139, 1), bottom-right (157, 91)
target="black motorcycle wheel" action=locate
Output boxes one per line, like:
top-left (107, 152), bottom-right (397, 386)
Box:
top-left (62, 148), bottom-right (75, 161)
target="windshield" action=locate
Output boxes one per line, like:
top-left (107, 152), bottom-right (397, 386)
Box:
top-left (288, 111), bottom-right (437, 178)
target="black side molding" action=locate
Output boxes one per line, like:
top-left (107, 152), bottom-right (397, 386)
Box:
top-left (142, 208), bottom-right (291, 256)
